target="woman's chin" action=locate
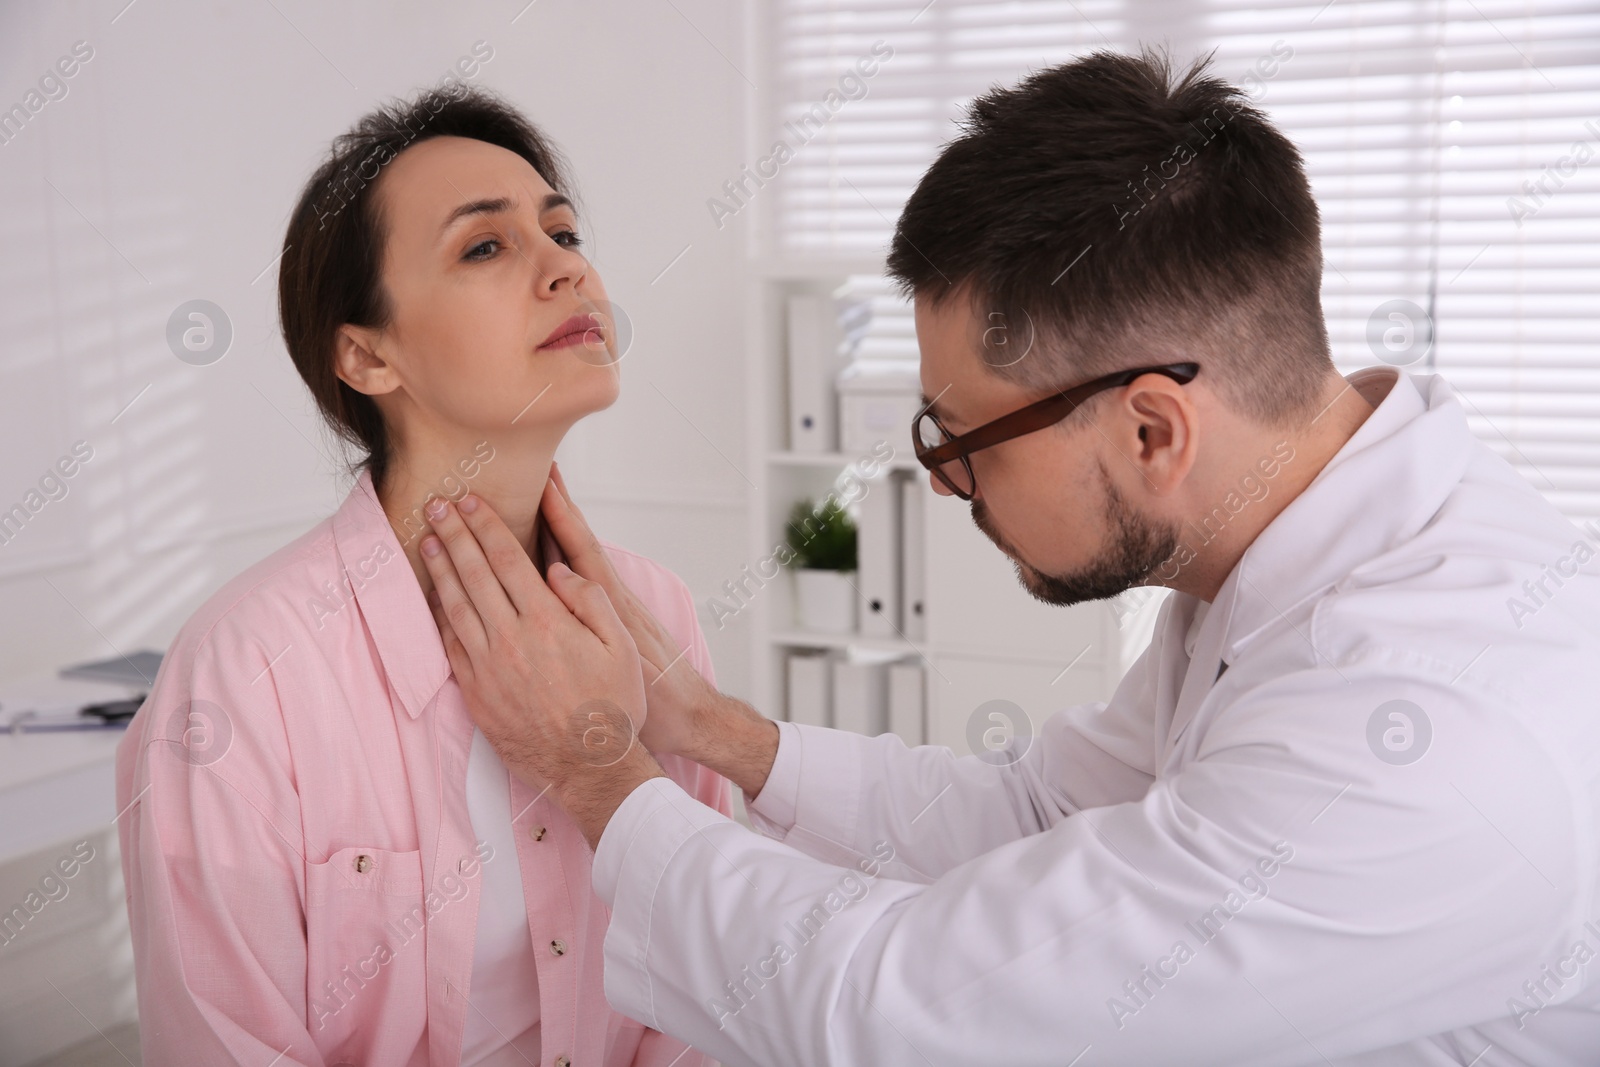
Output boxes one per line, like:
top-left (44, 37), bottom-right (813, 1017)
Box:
top-left (580, 360), bottom-right (622, 411)
top-left (521, 365), bottom-right (620, 425)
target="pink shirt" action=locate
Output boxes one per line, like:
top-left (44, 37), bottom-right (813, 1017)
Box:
top-left (115, 469), bottom-right (729, 1067)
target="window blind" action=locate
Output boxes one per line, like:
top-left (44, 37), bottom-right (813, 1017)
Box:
top-left (765, 0), bottom-right (1600, 524)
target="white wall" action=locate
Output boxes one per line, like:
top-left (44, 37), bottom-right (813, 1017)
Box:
top-left (0, 0), bottom-right (754, 1058)
top-left (0, 0), bottom-right (755, 694)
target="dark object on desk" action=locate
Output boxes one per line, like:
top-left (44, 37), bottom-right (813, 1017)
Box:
top-left (3, 697), bottom-right (142, 732)
top-left (58, 650), bottom-right (164, 687)
top-left (83, 696), bottom-right (144, 722)
top-left (7, 717), bottom-right (129, 732)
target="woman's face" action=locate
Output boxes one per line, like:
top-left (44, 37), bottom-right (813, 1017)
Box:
top-left (343, 134), bottom-right (620, 450)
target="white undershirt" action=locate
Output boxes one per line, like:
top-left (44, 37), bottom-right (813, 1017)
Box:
top-left (461, 726), bottom-right (541, 1066)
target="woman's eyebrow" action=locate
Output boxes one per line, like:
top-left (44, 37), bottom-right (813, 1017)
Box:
top-left (438, 193), bottom-right (573, 238)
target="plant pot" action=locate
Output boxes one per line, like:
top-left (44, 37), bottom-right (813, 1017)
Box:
top-left (793, 568), bottom-right (857, 634)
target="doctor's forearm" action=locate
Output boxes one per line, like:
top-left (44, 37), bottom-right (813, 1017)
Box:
top-left (677, 692), bottom-right (780, 801)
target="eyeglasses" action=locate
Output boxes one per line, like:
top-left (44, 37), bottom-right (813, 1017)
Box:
top-left (913, 362), bottom-right (1201, 500)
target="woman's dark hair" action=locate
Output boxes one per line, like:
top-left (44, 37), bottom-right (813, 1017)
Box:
top-left (887, 48), bottom-right (1333, 430)
top-left (278, 84), bottom-right (571, 495)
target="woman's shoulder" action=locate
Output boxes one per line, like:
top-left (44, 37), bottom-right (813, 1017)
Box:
top-left (596, 539), bottom-right (715, 680)
top-left (118, 517), bottom-right (346, 802)
top-left (598, 538), bottom-right (696, 617)
top-left (181, 523), bottom-right (338, 643)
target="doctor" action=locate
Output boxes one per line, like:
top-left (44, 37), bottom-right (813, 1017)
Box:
top-left (419, 50), bottom-right (1600, 1066)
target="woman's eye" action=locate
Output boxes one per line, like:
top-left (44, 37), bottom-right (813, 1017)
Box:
top-left (464, 238), bottom-right (500, 262)
top-left (551, 229), bottom-right (584, 249)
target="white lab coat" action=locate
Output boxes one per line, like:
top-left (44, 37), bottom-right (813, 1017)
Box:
top-left (592, 365), bottom-right (1600, 1066)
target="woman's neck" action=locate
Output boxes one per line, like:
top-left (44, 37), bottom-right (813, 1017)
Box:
top-left (376, 437), bottom-right (558, 600)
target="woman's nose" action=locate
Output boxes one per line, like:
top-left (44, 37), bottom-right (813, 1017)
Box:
top-left (538, 246), bottom-right (588, 296)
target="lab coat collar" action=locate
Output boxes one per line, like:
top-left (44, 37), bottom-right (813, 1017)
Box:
top-left (331, 468), bottom-right (452, 720)
top-left (1214, 366), bottom-right (1477, 666)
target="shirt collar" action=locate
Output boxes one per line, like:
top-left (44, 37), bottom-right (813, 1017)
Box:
top-left (1211, 366), bottom-right (1479, 663)
top-left (331, 469), bottom-right (451, 720)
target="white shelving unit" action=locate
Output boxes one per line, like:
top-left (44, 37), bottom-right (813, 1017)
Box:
top-left (741, 262), bottom-right (1153, 755)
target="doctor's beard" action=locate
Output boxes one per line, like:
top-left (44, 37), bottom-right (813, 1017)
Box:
top-left (970, 459), bottom-right (1181, 607)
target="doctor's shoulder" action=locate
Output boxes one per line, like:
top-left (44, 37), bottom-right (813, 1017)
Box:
top-left (1294, 556), bottom-right (1599, 854)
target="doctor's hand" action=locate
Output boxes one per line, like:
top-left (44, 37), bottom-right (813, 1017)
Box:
top-left (538, 467), bottom-right (781, 801)
top-left (538, 463), bottom-right (715, 757)
top-left (419, 493), bottom-right (665, 848)
top-left (448, 467), bottom-right (781, 801)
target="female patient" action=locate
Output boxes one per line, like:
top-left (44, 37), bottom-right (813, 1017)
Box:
top-left (115, 85), bottom-right (728, 1066)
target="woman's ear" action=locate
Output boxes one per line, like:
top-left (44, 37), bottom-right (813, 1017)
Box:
top-left (333, 324), bottom-right (401, 397)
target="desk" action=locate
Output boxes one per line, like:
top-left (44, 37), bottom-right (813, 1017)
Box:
top-left (0, 675), bottom-right (140, 868)
top-left (0, 675), bottom-right (143, 1063)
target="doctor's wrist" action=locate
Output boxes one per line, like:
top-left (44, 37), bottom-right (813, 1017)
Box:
top-left (684, 692), bottom-right (780, 801)
top-left (563, 744), bottom-right (666, 852)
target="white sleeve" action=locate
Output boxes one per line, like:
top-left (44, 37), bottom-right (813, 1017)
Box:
top-left (592, 667), bottom-right (1579, 1067)
top-left (741, 644), bottom-right (1162, 882)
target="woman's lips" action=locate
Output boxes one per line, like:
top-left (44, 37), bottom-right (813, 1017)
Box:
top-left (538, 313), bottom-right (605, 350)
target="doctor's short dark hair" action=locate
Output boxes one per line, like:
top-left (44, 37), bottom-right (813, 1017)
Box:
top-left (277, 84), bottom-right (572, 495)
top-left (886, 47), bottom-right (1333, 429)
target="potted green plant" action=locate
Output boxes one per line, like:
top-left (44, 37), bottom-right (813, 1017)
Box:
top-left (785, 497), bottom-right (858, 634)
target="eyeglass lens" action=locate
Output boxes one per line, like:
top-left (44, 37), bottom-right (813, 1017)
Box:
top-left (915, 414), bottom-right (975, 497)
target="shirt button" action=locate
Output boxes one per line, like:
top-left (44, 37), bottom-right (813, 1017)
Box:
top-left (458, 857), bottom-right (471, 874)
top-left (354, 854), bottom-right (373, 874)
top-left (550, 938), bottom-right (567, 957)
top-left (530, 825), bottom-right (546, 841)
top-left (555, 1057), bottom-right (571, 1067)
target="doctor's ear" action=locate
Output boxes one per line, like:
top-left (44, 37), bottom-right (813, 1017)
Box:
top-left (1125, 379), bottom-right (1198, 492)
top-left (333, 324), bottom-right (402, 397)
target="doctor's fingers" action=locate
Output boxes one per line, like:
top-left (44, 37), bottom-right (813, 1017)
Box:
top-left (618, 598), bottom-right (692, 685)
top-left (428, 551), bottom-right (592, 716)
top-left (421, 534), bottom-right (490, 657)
top-left (548, 460), bottom-right (580, 517)
top-left (545, 562), bottom-right (637, 658)
top-left (450, 490), bottom-right (566, 618)
top-left (543, 470), bottom-right (687, 660)
top-left (422, 496), bottom-right (539, 629)
top-left (427, 593), bottom-right (477, 689)
top-left (540, 473), bottom-right (624, 595)
top-left (549, 461), bottom-right (605, 542)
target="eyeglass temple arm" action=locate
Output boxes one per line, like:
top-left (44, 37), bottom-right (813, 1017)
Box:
top-left (914, 362), bottom-right (1198, 466)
